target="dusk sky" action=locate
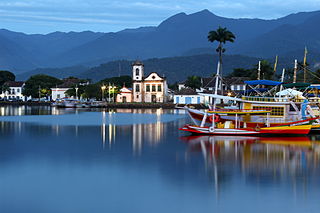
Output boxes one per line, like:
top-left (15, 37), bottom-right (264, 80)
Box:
top-left (1, 0), bottom-right (320, 34)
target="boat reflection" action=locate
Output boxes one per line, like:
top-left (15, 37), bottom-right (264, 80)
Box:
top-left (181, 135), bottom-right (320, 196)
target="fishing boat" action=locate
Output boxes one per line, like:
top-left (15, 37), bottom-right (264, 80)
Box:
top-left (179, 109), bottom-right (313, 136)
top-left (184, 106), bottom-right (319, 128)
top-left (180, 124), bottom-right (312, 135)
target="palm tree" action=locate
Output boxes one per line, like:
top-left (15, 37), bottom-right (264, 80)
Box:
top-left (208, 27), bottom-right (235, 96)
top-left (208, 27), bottom-right (235, 73)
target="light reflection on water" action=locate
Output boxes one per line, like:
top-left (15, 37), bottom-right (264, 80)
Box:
top-left (0, 106), bottom-right (320, 212)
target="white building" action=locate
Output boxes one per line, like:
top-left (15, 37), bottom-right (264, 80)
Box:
top-left (173, 88), bottom-right (204, 104)
top-left (116, 86), bottom-right (132, 103)
top-left (132, 61), bottom-right (168, 103)
top-left (0, 81), bottom-right (30, 101)
top-left (51, 87), bottom-right (70, 101)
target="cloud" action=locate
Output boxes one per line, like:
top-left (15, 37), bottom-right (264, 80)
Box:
top-left (0, 0), bottom-right (320, 33)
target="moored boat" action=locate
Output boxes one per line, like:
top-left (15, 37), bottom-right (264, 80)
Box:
top-left (179, 124), bottom-right (312, 136)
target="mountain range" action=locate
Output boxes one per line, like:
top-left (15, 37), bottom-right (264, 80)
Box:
top-left (17, 54), bottom-right (296, 83)
top-left (1, 9), bottom-right (320, 77)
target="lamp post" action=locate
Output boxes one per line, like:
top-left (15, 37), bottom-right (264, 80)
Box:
top-left (101, 85), bottom-right (106, 101)
top-left (75, 86), bottom-right (79, 100)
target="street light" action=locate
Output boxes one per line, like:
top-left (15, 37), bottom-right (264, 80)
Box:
top-left (101, 85), bottom-right (106, 101)
top-left (75, 86), bottom-right (79, 100)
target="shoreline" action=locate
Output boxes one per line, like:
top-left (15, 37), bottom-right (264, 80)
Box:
top-left (0, 102), bottom-right (207, 109)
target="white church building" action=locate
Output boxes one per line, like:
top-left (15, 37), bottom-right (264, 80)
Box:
top-left (132, 61), bottom-right (168, 103)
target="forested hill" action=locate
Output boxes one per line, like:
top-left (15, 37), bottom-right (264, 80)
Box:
top-left (17, 54), bottom-right (295, 83)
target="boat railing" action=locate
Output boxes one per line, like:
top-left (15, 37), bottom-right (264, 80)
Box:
top-left (241, 96), bottom-right (305, 103)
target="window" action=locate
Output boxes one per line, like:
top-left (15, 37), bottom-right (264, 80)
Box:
top-left (135, 68), bottom-right (139, 76)
top-left (135, 84), bottom-right (140, 92)
top-left (17, 88), bottom-right (20, 93)
top-left (158, 85), bottom-right (162, 92)
top-left (252, 106), bottom-right (284, 116)
top-left (57, 94), bottom-right (60, 99)
top-left (146, 85), bottom-right (150, 92)
top-left (152, 85), bottom-right (156, 92)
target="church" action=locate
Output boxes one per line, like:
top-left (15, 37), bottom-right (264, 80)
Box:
top-left (132, 61), bottom-right (168, 103)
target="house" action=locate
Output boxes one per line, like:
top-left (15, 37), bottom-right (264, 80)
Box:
top-left (132, 60), bottom-right (168, 103)
top-left (225, 77), bottom-right (248, 93)
top-left (51, 88), bottom-right (70, 101)
top-left (174, 88), bottom-right (204, 104)
top-left (116, 86), bottom-right (132, 103)
top-left (178, 77), bottom-right (228, 93)
top-left (51, 77), bottom-right (89, 101)
top-left (0, 81), bottom-right (30, 101)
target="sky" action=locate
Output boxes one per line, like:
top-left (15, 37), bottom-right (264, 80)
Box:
top-left (0, 0), bottom-right (320, 34)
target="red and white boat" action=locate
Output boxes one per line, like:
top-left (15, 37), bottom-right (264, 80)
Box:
top-left (185, 107), bottom-right (319, 129)
top-left (179, 107), bottom-right (313, 136)
top-left (179, 123), bottom-right (312, 135)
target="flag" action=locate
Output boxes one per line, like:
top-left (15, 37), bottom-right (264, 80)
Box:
top-left (303, 46), bottom-right (308, 66)
top-left (273, 55), bottom-right (278, 72)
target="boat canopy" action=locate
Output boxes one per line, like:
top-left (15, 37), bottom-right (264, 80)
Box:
top-left (282, 82), bottom-right (310, 88)
top-left (240, 88), bottom-right (268, 94)
top-left (244, 80), bottom-right (282, 86)
top-left (309, 85), bottom-right (320, 89)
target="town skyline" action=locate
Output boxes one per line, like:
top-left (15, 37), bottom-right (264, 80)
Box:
top-left (0, 0), bottom-right (320, 33)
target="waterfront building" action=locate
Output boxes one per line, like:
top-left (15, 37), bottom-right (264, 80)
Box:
top-left (0, 81), bottom-right (30, 101)
top-left (51, 87), bottom-right (71, 101)
top-left (116, 86), bottom-right (132, 103)
top-left (51, 77), bottom-right (89, 101)
top-left (173, 88), bottom-right (204, 104)
top-left (132, 61), bottom-right (168, 103)
top-left (225, 77), bottom-right (248, 93)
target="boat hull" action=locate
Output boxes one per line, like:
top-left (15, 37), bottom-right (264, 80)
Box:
top-left (179, 124), bottom-right (312, 136)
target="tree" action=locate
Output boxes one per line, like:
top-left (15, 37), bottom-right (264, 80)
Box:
top-left (99, 75), bottom-right (132, 88)
top-left (65, 85), bottom-right (85, 99)
top-left (82, 84), bottom-right (101, 100)
top-left (0, 70), bottom-right (15, 85)
top-left (0, 70), bottom-right (15, 93)
top-left (208, 27), bottom-right (235, 76)
top-left (228, 68), bottom-right (252, 78)
top-left (168, 82), bottom-right (179, 91)
top-left (185, 76), bottom-right (202, 90)
top-left (250, 60), bottom-right (274, 80)
top-left (23, 74), bottom-right (63, 98)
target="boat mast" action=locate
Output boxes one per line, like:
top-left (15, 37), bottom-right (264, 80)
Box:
top-left (257, 61), bottom-right (261, 80)
top-left (303, 47), bottom-right (308, 83)
top-left (280, 68), bottom-right (285, 91)
top-left (213, 60), bottom-right (221, 109)
top-left (293, 59), bottom-right (298, 83)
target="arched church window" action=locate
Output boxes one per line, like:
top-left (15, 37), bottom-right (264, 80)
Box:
top-left (136, 68), bottom-right (139, 76)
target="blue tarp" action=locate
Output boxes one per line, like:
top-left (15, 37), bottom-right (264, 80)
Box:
top-left (239, 88), bottom-right (268, 94)
top-left (309, 85), bottom-right (320, 89)
top-left (244, 80), bottom-right (282, 86)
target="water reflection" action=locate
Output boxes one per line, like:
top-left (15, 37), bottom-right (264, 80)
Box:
top-left (182, 135), bottom-right (320, 196)
top-left (100, 111), bottom-right (167, 154)
top-left (2, 106), bottom-right (320, 212)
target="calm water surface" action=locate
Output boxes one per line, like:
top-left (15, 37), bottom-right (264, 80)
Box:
top-left (0, 106), bottom-right (320, 213)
